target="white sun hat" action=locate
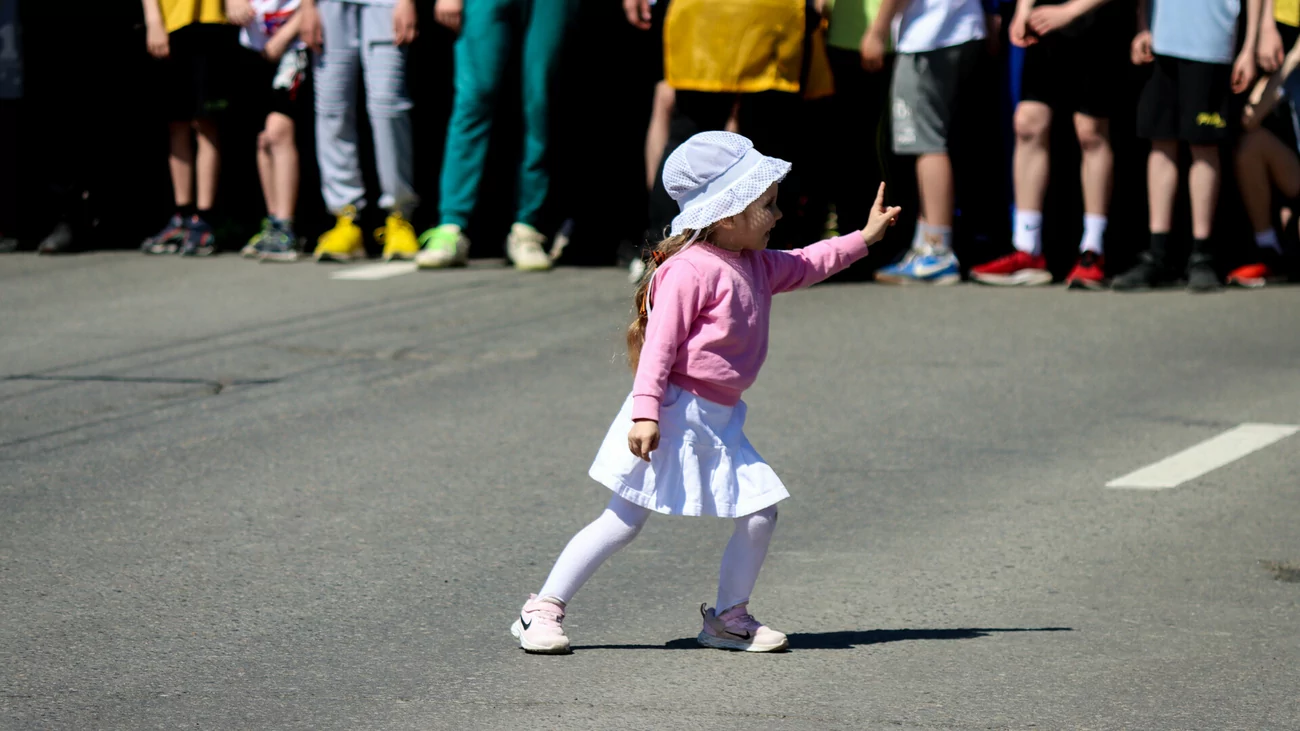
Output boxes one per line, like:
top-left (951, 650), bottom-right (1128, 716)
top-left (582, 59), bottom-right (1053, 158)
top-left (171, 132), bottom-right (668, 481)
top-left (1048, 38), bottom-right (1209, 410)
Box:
top-left (663, 131), bottom-right (791, 237)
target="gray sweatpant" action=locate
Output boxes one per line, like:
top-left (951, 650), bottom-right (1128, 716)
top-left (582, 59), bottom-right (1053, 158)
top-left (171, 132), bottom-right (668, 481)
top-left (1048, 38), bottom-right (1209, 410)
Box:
top-left (314, 0), bottom-right (416, 216)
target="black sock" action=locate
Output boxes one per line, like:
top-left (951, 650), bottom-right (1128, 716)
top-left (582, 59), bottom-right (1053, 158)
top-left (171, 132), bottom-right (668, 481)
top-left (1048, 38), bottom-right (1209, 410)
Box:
top-left (177, 203), bottom-right (197, 220)
top-left (1191, 237), bottom-right (1213, 259)
top-left (1148, 232), bottom-right (1170, 261)
top-left (195, 209), bottom-right (214, 226)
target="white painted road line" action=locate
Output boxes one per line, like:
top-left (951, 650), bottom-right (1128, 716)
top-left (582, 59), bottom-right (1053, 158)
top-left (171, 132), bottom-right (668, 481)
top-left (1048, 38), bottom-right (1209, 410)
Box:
top-left (1107, 423), bottom-right (1300, 489)
top-left (329, 262), bottom-right (419, 281)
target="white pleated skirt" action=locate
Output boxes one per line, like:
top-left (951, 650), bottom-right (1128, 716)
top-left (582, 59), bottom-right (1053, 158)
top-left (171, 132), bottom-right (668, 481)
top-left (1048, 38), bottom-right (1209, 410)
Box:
top-left (588, 384), bottom-right (789, 518)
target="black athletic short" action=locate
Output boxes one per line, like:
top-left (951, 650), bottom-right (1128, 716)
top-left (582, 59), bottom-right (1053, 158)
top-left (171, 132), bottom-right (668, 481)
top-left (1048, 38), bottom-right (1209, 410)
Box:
top-left (164, 23), bottom-right (237, 122)
top-left (1019, 9), bottom-right (1128, 117)
top-left (1136, 54), bottom-right (1234, 144)
top-left (257, 48), bottom-right (308, 120)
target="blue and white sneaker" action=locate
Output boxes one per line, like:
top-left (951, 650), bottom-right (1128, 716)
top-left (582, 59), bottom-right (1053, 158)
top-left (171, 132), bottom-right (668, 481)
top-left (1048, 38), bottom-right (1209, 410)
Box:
top-left (875, 245), bottom-right (961, 285)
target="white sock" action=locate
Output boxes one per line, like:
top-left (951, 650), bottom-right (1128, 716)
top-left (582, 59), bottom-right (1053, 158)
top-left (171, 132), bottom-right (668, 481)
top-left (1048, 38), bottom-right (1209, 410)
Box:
top-left (716, 505), bottom-right (778, 612)
top-left (537, 495), bottom-right (652, 604)
top-left (1013, 209), bottom-right (1044, 256)
top-left (924, 224), bottom-right (953, 255)
top-left (911, 221), bottom-right (929, 251)
top-left (1081, 214), bottom-right (1107, 255)
top-left (1255, 229), bottom-right (1282, 254)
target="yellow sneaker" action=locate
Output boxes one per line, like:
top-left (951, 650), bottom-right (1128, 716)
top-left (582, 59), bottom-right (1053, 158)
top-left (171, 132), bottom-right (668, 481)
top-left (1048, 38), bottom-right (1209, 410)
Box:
top-left (313, 206), bottom-right (366, 262)
top-left (376, 212), bottom-right (420, 261)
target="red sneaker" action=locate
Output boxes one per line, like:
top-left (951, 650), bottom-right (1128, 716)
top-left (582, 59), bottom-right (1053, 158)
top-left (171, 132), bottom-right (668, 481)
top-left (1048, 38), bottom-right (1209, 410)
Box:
top-left (1226, 261), bottom-right (1280, 288)
top-left (1065, 252), bottom-right (1106, 290)
top-left (971, 251), bottom-right (1051, 286)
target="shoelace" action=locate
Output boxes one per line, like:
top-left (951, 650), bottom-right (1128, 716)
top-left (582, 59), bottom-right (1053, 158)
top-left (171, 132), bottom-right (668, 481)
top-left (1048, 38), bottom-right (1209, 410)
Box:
top-left (725, 612), bottom-right (762, 632)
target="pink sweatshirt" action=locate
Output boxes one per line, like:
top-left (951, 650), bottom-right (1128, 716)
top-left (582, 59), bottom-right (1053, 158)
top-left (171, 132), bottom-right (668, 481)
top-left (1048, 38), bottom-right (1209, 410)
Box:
top-left (631, 231), bottom-right (870, 422)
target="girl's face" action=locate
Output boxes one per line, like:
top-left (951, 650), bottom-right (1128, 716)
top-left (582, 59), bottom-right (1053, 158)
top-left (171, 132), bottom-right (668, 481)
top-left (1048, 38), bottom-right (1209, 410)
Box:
top-left (714, 183), bottom-right (782, 252)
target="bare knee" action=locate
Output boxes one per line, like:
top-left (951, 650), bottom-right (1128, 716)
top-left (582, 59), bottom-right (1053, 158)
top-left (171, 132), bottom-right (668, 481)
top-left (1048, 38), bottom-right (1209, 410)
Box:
top-left (1014, 103), bottom-right (1051, 146)
top-left (1074, 114), bottom-right (1109, 154)
top-left (737, 506), bottom-right (778, 537)
top-left (263, 113), bottom-right (295, 148)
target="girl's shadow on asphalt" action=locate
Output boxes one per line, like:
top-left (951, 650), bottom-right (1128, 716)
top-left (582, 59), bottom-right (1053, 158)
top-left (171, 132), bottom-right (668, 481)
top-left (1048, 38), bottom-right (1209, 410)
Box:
top-left (574, 627), bottom-right (1073, 652)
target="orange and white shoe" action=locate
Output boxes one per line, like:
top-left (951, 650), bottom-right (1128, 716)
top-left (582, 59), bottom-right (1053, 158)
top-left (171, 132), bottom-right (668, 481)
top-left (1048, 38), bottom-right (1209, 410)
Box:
top-left (510, 594), bottom-right (571, 654)
top-left (1227, 260), bottom-right (1284, 288)
top-left (697, 602), bottom-right (788, 652)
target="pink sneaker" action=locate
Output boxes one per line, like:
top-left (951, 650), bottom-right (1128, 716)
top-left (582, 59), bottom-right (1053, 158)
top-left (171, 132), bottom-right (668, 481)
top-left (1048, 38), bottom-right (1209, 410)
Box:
top-left (697, 602), bottom-right (789, 652)
top-left (510, 594), bottom-right (571, 654)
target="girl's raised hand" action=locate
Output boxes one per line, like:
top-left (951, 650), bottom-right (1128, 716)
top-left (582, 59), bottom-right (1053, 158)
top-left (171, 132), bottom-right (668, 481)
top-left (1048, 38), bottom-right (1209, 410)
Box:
top-left (628, 420), bottom-right (660, 462)
top-left (860, 182), bottom-right (902, 245)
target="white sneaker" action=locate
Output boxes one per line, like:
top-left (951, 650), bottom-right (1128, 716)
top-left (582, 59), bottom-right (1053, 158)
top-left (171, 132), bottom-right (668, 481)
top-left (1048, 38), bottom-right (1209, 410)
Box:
top-left (416, 224), bottom-right (471, 269)
top-left (697, 602), bottom-right (789, 652)
top-left (510, 594), bottom-right (572, 654)
top-left (506, 223), bottom-right (553, 271)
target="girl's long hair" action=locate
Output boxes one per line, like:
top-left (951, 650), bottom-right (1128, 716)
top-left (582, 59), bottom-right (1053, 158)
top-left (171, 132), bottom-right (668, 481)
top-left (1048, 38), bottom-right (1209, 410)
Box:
top-left (626, 225), bottom-right (716, 371)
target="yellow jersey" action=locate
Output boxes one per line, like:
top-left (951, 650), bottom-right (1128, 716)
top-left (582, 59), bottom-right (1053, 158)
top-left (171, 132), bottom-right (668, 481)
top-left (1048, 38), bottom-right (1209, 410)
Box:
top-left (159, 0), bottom-right (226, 33)
top-left (1278, 0), bottom-right (1299, 27)
top-left (664, 0), bottom-right (833, 98)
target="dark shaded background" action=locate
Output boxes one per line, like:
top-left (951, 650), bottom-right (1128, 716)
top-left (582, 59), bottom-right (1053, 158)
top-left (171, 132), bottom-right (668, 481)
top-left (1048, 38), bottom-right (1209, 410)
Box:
top-left (6, 0), bottom-right (1252, 275)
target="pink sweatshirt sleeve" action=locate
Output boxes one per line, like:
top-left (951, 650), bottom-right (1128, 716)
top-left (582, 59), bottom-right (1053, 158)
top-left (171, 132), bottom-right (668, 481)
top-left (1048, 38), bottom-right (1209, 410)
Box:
top-left (630, 260), bottom-right (708, 422)
top-left (761, 231), bottom-right (870, 294)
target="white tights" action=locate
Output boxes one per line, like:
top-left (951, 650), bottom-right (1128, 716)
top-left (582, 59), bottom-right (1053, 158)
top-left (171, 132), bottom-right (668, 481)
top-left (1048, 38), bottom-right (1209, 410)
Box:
top-left (537, 494), bottom-right (778, 612)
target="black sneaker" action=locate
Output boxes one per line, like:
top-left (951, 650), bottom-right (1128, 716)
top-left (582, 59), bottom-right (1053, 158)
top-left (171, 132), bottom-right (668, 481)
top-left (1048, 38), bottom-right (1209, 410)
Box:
top-left (1111, 252), bottom-right (1168, 292)
top-left (1186, 253), bottom-right (1222, 293)
top-left (142, 215), bottom-right (187, 255)
top-left (180, 217), bottom-right (217, 257)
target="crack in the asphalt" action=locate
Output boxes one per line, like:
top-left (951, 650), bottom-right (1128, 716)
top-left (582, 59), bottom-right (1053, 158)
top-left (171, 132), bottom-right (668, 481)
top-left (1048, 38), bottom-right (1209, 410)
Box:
top-left (3, 374), bottom-right (281, 394)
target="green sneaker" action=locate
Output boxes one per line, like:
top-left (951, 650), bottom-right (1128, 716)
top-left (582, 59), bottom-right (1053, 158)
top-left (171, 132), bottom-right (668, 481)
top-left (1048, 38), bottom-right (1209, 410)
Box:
top-left (415, 224), bottom-right (471, 269)
top-left (242, 218), bottom-right (275, 258)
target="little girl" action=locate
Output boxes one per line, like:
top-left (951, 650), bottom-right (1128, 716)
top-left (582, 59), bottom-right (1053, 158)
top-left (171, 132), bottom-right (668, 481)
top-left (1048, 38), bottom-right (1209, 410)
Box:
top-left (511, 131), bottom-right (901, 654)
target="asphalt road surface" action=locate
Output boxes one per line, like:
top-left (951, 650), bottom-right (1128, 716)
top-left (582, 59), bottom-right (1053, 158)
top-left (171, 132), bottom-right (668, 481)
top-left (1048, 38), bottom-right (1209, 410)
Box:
top-left (3, 253), bottom-right (1298, 730)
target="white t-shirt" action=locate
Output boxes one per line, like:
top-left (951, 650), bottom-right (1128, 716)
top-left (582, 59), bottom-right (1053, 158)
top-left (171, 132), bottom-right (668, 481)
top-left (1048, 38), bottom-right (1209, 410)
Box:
top-left (240, 0), bottom-right (305, 52)
top-left (894, 0), bottom-right (986, 54)
top-left (1151, 0), bottom-right (1239, 65)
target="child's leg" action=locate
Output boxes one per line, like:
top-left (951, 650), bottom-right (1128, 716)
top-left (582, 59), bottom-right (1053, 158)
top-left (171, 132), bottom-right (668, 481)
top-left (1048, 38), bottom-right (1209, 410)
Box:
top-left (1013, 101), bottom-right (1053, 247)
top-left (715, 505), bottom-right (777, 612)
top-left (168, 121), bottom-right (195, 210)
top-left (264, 112), bottom-right (299, 221)
top-left (536, 494), bottom-right (652, 604)
top-left (1075, 113), bottom-right (1112, 255)
top-left (194, 118), bottom-right (220, 214)
top-left (437, 0), bottom-right (513, 228)
top-left (1147, 139), bottom-right (1179, 236)
top-left (314, 0), bottom-right (364, 215)
top-left (1236, 127), bottom-right (1300, 235)
top-left (516, 0), bottom-right (578, 227)
top-left (1076, 113), bottom-right (1112, 221)
top-left (256, 126), bottom-right (276, 217)
top-left (1187, 144), bottom-right (1219, 242)
top-left (916, 153), bottom-right (954, 229)
top-left (359, 4), bottom-right (416, 218)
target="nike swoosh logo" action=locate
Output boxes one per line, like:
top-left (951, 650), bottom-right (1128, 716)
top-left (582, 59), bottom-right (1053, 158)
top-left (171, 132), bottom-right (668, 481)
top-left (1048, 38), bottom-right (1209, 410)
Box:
top-left (520, 616), bottom-right (532, 630)
top-left (911, 260), bottom-right (955, 278)
top-left (726, 630), bottom-right (752, 640)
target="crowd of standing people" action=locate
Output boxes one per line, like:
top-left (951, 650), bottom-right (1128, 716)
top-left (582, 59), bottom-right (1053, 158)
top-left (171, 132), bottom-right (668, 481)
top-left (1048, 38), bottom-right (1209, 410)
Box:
top-left (3, 0), bottom-right (1298, 290)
